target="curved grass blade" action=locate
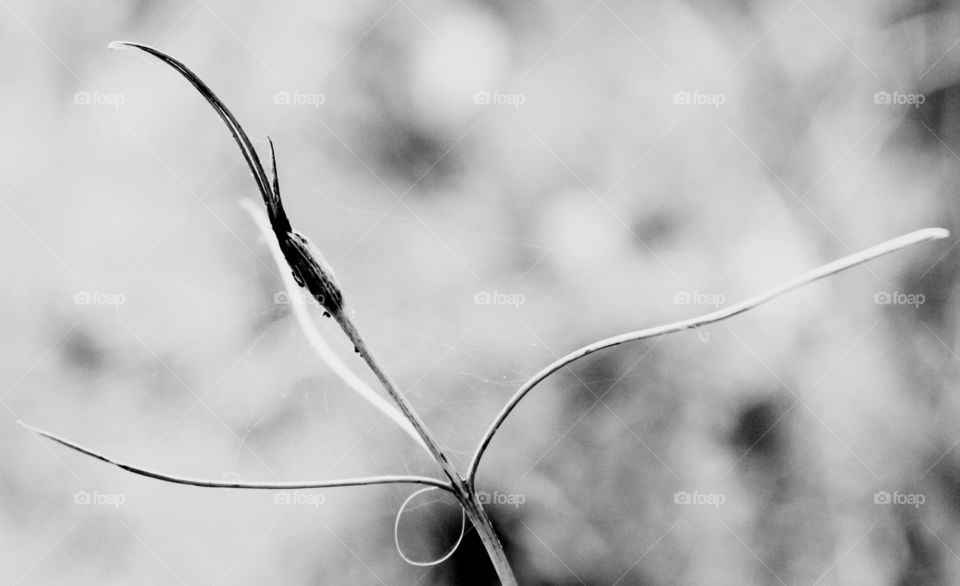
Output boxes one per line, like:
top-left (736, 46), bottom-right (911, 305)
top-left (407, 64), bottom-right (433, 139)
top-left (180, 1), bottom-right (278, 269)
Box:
top-left (109, 41), bottom-right (291, 235)
top-left (466, 227), bottom-right (951, 483)
top-left (20, 420), bottom-right (450, 492)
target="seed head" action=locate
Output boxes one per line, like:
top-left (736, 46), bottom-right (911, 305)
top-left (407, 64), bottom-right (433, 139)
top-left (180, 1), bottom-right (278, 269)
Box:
top-left (283, 230), bottom-right (343, 317)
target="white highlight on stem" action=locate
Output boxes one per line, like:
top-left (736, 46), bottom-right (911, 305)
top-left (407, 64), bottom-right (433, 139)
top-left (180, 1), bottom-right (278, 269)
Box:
top-left (242, 200), bottom-right (429, 454)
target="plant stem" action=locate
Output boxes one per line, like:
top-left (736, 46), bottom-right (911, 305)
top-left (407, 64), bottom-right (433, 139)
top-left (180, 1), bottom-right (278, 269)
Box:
top-left (18, 420), bottom-right (452, 492)
top-left (466, 227), bottom-right (950, 483)
top-left (462, 490), bottom-right (517, 585)
top-left (243, 201), bottom-right (430, 453)
top-left (333, 311), bottom-right (518, 585)
top-left (333, 312), bottom-right (461, 485)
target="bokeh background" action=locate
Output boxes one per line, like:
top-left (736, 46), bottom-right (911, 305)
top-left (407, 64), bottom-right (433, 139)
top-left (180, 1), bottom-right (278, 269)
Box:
top-left (2, 0), bottom-right (960, 584)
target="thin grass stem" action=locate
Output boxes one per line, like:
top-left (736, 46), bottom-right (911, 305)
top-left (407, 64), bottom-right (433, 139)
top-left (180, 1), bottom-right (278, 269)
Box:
top-left (466, 227), bottom-right (949, 484)
top-left (19, 420), bottom-right (452, 492)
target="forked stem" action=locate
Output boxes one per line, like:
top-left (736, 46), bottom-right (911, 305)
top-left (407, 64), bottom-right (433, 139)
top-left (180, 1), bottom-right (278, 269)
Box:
top-left (107, 40), bottom-right (518, 582)
top-left (333, 311), bottom-right (518, 585)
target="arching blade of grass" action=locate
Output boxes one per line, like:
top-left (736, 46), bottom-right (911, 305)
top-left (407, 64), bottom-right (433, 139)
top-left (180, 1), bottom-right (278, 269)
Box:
top-left (109, 41), bottom-right (291, 236)
top-left (18, 421), bottom-right (450, 492)
top-left (467, 227), bottom-right (951, 485)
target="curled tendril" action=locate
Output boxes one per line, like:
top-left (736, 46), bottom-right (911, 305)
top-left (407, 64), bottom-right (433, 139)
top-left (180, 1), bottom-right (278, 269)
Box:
top-left (394, 487), bottom-right (466, 567)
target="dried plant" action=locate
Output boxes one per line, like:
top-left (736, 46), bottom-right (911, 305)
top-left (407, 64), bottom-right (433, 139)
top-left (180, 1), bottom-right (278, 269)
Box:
top-left (19, 42), bottom-right (951, 584)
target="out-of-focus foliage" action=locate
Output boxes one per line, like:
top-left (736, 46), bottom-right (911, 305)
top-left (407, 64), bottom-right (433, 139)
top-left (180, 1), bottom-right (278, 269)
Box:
top-left (2, 0), bottom-right (960, 584)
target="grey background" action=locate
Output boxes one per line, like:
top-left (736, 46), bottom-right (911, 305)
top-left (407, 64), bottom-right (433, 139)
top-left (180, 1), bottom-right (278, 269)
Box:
top-left (2, 1), bottom-right (960, 584)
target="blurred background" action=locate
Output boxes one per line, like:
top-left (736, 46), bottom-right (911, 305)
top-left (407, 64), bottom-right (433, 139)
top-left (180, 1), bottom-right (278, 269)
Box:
top-left (2, 0), bottom-right (960, 583)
